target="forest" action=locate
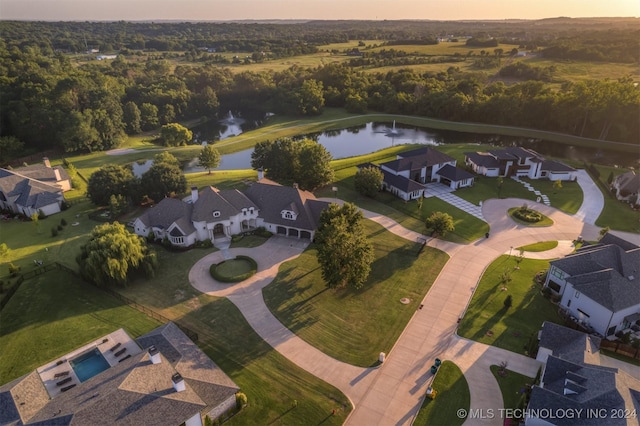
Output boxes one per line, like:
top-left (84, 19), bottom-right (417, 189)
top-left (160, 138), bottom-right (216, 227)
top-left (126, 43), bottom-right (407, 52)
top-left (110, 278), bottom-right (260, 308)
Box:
top-left (0, 18), bottom-right (638, 161)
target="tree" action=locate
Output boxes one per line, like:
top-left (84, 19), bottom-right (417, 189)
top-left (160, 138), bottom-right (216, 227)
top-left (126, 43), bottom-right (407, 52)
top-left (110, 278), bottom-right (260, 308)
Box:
top-left (108, 194), bottom-right (128, 219)
top-left (123, 101), bottom-right (142, 134)
top-left (425, 211), bottom-right (455, 238)
top-left (607, 171), bottom-right (614, 185)
top-left (296, 141), bottom-right (334, 190)
top-left (354, 166), bottom-right (383, 197)
top-left (504, 295), bottom-right (512, 309)
top-left (315, 203), bottom-right (374, 290)
top-left (77, 222), bottom-right (156, 287)
top-left (139, 162), bottom-right (187, 202)
top-left (87, 164), bottom-right (134, 206)
top-left (197, 144), bottom-right (221, 174)
top-left (0, 136), bottom-right (24, 163)
top-left (160, 123), bottom-right (193, 147)
top-left (140, 103), bottom-right (159, 131)
top-left (153, 150), bottom-right (181, 168)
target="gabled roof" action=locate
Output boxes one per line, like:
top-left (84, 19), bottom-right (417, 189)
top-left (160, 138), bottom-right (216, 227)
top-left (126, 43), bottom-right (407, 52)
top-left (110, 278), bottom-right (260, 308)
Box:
top-left (381, 170), bottom-right (424, 193)
top-left (464, 152), bottom-right (500, 169)
top-left (380, 147), bottom-right (455, 173)
top-left (13, 164), bottom-right (70, 185)
top-left (528, 356), bottom-right (629, 425)
top-left (435, 164), bottom-right (476, 182)
top-left (137, 198), bottom-right (195, 236)
top-left (244, 180), bottom-right (329, 231)
top-left (191, 186), bottom-right (257, 222)
top-left (614, 171), bottom-right (640, 195)
top-left (538, 322), bottom-right (600, 364)
top-left (568, 271), bottom-right (640, 312)
top-left (0, 169), bottom-right (64, 210)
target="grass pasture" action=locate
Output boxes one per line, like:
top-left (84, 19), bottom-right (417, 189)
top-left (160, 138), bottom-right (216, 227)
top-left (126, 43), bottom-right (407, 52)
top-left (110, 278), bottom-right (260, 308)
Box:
top-left (457, 255), bottom-right (562, 354)
top-left (414, 361), bottom-right (470, 426)
top-left (263, 219), bottom-right (449, 367)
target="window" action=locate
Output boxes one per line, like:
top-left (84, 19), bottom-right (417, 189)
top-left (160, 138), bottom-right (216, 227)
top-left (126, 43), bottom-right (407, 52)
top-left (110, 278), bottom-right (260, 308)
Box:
top-left (574, 290), bottom-right (580, 299)
top-left (607, 326), bottom-right (616, 336)
top-left (281, 210), bottom-right (297, 220)
top-left (577, 309), bottom-right (590, 318)
top-left (284, 211), bottom-right (293, 220)
top-left (171, 236), bottom-right (184, 245)
top-left (551, 267), bottom-right (564, 279)
top-left (213, 211), bottom-right (221, 218)
top-left (567, 300), bottom-right (571, 307)
top-left (548, 281), bottom-right (561, 293)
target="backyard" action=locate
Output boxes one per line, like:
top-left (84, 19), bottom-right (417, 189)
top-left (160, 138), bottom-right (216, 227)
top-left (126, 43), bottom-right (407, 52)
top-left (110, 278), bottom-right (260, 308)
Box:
top-left (263, 219), bottom-right (449, 367)
top-left (457, 255), bottom-right (563, 354)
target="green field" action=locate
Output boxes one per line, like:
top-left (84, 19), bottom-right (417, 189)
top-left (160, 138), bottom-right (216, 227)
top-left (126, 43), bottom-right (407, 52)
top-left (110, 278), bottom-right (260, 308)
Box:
top-left (0, 270), bottom-right (162, 384)
top-left (263, 219), bottom-right (449, 367)
top-left (414, 361), bottom-right (470, 426)
top-left (457, 255), bottom-right (562, 354)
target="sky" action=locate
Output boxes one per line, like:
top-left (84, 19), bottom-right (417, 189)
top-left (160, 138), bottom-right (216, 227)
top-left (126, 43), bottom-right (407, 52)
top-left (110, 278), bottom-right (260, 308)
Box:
top-left (0, 0), bottom-right (638, 21)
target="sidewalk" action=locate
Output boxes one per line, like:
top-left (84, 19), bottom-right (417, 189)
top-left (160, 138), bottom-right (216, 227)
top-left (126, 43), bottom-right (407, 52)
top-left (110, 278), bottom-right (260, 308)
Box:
top-left (573, 169), bottom-right (604, 225)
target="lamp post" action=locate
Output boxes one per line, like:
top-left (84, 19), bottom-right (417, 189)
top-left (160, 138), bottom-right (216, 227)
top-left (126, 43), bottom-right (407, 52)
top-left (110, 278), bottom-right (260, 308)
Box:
top-left (509, 246), bottom-right (513, 258)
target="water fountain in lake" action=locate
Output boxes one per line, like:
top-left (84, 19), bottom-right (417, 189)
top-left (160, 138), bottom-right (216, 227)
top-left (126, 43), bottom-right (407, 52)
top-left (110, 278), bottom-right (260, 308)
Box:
top-left (385, 120), bottom-right (403, 136)
top-left (221, 110), bottom-right (245, 126)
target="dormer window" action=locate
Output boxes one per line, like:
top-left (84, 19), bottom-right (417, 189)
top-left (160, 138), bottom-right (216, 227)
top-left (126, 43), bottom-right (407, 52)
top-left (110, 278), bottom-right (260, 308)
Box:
top-left (213, 211), bottom-right (221, 218)
top-left (281, 210), bottom-right (297, 220)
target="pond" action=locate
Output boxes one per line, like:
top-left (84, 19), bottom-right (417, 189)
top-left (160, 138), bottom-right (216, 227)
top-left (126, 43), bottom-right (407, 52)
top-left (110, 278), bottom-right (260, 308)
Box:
top-left (186, 121), bottom-right (636, 172)
top-left (190, 111), bottom-right (268, 144)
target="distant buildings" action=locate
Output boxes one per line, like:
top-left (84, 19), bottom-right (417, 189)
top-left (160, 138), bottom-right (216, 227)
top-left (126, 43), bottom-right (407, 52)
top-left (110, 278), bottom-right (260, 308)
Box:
top-left (0, 158), bottom-right (70, 217)
top-left (611, 171), bottom-right (640, 207)
top-left (465, 147), bottom-right (576, 181)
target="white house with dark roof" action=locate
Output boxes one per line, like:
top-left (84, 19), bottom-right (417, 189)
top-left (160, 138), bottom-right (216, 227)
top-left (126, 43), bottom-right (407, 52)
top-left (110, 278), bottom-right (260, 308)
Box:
top-left (0, 323), bottom-right (239, 426)
top-left (543, 233), bottom-right (640, 338)
top-left (464, 147), bottom-right (576, 181)
top-left (527, 322), bottom-right (640, 426)
top-left (0, 158), bottom-right (71, 217)
top-left (358, 147), bottom-right (475, 201)
top-left (133, 176), bottom-right (330, 246)
top-left (612, 171), bottom-right (640, 207)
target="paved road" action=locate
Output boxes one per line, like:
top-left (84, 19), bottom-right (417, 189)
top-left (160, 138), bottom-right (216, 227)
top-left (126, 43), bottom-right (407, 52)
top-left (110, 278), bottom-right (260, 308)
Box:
top-left (573, 169), bottom-right (605, 225)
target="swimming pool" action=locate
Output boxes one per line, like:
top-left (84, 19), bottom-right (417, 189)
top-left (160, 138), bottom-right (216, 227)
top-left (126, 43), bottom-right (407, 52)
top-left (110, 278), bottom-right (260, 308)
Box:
top-left (70, 348), bottom-right (110, 382)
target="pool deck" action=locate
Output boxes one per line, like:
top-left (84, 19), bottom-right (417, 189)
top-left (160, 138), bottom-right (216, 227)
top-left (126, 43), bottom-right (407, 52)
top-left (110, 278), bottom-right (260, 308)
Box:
top-left (36, 328), bottom-right (141, 398)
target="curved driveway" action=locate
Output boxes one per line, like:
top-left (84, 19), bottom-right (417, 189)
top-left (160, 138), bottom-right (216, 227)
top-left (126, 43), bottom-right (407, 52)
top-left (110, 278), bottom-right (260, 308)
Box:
top-left (189, 197), bottom-right (604, 425)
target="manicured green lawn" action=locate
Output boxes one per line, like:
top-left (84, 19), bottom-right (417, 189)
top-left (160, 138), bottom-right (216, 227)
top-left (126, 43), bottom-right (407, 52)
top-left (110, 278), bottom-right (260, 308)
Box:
top-left (517, 241), bottom-right (558, 252)
top-left (263, 219), bottom-right (449, 367)
top-left (0, 270), bottom-right (162, 384)
top-left (490, 365), bottom-right (535, 411)
top-left (521, 179), bottom-right (583, 215)
top-left (414, 361), bottom-right (470, 426)
top-left (215, 258), bottom-right (254, 277)
top-left (117, 246), bottom-right (351, 425)
top-left (458, 255), bottom-right (563, 354)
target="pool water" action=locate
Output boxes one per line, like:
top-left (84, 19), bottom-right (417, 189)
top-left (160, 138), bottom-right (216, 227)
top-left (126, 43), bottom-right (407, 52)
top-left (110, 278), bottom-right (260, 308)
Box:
top-left (70, 348), bottom-right (110, 382)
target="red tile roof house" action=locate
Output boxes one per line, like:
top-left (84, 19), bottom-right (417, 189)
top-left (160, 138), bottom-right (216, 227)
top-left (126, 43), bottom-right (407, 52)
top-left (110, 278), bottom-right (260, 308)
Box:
top-left (0, 158), bottom-right (71, 218)
top-left (133, 174), bottom-right (330, 247)
top-left (464, 147), bottom-right (577, 181)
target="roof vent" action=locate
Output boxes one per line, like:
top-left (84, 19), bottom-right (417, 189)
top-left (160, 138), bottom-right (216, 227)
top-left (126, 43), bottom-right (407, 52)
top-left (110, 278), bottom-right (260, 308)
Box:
top-left (148, 346), bottom-right (161, 364)
top-left (628, 275), bottom-right (635, 281)
top-left (172, 373), bottom-right (185, 392)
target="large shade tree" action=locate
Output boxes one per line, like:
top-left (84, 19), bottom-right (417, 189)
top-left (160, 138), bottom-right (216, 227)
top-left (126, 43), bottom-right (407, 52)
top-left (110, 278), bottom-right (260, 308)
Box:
top-left (139, 161), bottom-right (187, 202)
top-left (425, 211), bottom-right (455, 238)
top-left (77, 222), bottom-right (157, 287)
top-left (354, 166), bottom-right (383, 197)
top-left (160, 123), bottom-right (193, 146)
top-left (315, 202), bottom-right (374, 290)
top-left (87, 164), bottom-right (135, 206)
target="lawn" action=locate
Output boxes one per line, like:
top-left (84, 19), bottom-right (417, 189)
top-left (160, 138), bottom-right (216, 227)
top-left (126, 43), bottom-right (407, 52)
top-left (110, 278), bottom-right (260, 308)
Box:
top-left (490, 365), bottom-right (535, 411)
top-left (0, 270), bottom-right (162, 384)
top-left (517, 241), bottom-right (558, 252)
top-left (263, 219), bottom-right (449, 367)
top-left (413, 361), bottom-right (470, 426)
top-left (457, 255), bottom-right (563, 354)
top-left (117, 246), bottom-right (351, 425)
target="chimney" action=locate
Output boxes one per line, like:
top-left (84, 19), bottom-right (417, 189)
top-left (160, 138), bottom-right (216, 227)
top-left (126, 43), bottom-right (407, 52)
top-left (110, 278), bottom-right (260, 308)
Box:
top-left (292, 183), bottom-right (298, 189)
top-left (148, 346), bottom-right (161, 364)
top-left (43, 157), bottom-right (51, 168)
top-left (191, 186), bottom-right (198, 203)
top-left (171, 373), bottom-right (185, 392)
top-left (54, 168), bottom-right (61, 181)
top-left (257, 167), bottom-right (264, 181)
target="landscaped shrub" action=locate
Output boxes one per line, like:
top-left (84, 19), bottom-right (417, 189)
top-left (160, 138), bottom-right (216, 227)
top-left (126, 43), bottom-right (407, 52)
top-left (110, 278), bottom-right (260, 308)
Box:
top-left (235, 392), bottom-right (248, 409)
top-left (8, 263), bottom-right (20, 277)
top-left (57, 225), bottom-right (63, 231)
top-left (231, 234), bottom-right (243, 243)
top-left (255, 227), bottom-right (272, 238)
top-left (60, 218), bottom-right (67, 226)
top-left (60, 200), bottom-right (70, 210)
top-left (512, 204), bottom-right (543, 223)
top-left (194, 239), bottom-right (213, 248)
top-left (51, 227), bottom-right (58, 237)
top-left (38, 209), bottom-right (46, 220)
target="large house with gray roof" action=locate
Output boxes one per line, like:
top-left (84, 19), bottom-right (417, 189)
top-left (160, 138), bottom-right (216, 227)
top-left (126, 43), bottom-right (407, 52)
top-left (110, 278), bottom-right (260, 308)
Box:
top-left (358, 146), bottom-right (475, 201)
top-left (543, 233), bottom-right (640, 338)
top-left (0, 323), bottom-right (239, 426)
top-left (133, 176), bottom-right (330, 246)
top-left (464, 147), bottom-right (576, 181)
top-left (527, 322), bottom-right (640, 426)
top-left (0, 158), bottom-right (71, 218)
top-left (611, 171), bottom-right (640, 207)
